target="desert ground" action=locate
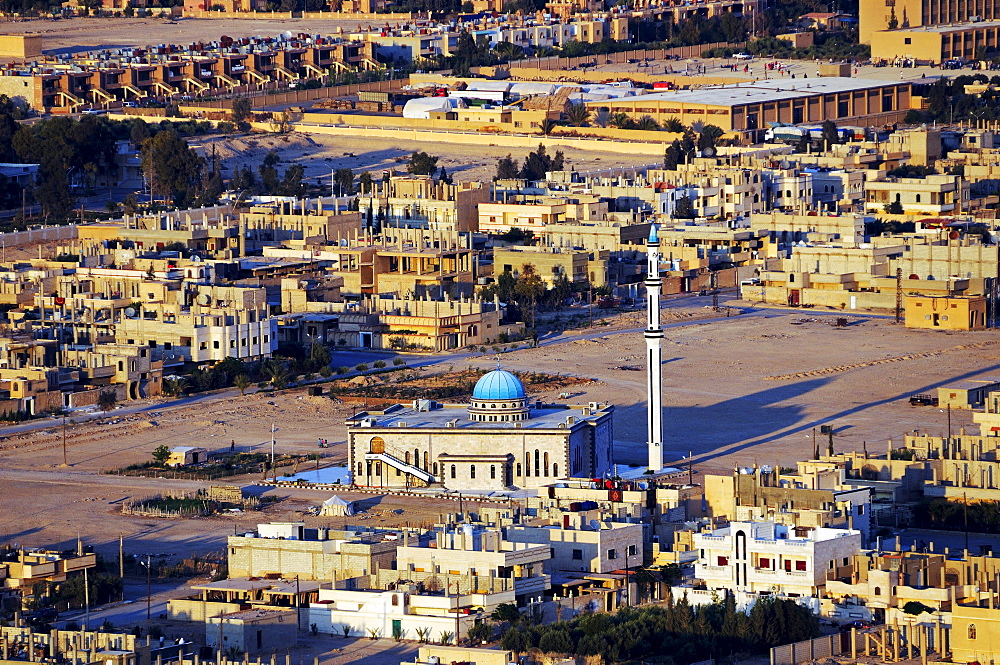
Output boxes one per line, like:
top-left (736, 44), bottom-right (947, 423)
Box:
top-left (0, 299), bottom-right (994, 561)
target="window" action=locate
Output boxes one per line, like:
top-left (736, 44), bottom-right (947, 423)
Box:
top-left (451, 464), bottom-right (456, 479)
top-left (874, 586), bottom-right (881, 595)
top-left (213, 340), bottom-right (220, 349)
top-left (718, 556), bottom-right (729, 566)
top-left (552, 463), bottom-right (558, 477)
top-left (470, 465), bottom-right (476, 479)
top-left (607, 548), bottom-right (618, 560)
top-left (543, 452), bottom-right (549, 477)
top-left (758, 557), bottom-right (770, 569)
top-left (490, 465), bottom-right (496, 479)
top-left (516, 462), bottom-right (522, 476)
top-left (369, 437), bottom-right (385, 454)
top-left (904, 37), bottom-right (912, 44)
top-left (627, 544), bottom-right (638, 556)
top-left (572, 549), bottom-right (583, 560)
top-left (969, 624), bottom-right (977, 640)
top-left (795, 560), bottom-right (807, 571)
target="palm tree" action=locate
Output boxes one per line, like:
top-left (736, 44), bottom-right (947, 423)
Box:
top-left (564, 102), bottom-right (591, 127)
top-left (636, 115), bottom-right (660, 131)
top-left (609, 112), bottom-right (634, 130)
top-left (538, 118), bottom-right (559, 136)
top-left (592, 108), bottom-right (611, 128)
top-left (493, 41), bottom-right (524, 61)
top-left (264, 361), bottom-right (291, 390)
top-left (663, 116), bottom-right (685, 132)
top-left (233, 374), bottom-right (251, 396)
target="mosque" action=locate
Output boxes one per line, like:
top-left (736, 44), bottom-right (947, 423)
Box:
top-left (345, 364), bottom-right (615, 492)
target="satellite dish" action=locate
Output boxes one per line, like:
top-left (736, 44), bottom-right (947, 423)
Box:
top-left (124, 307), bottom-right (137, 318)
top-left (282, 31), bottom-right (294, 39)
top-left (197, 294), bottom-right (211, 306)
top-left (589, 519), bottom-right (601, 531)
top-left (191, 255), bottom-right (202, 262)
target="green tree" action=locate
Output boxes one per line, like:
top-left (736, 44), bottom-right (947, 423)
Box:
top-left (664, 141), bottom-right (681, 170)
top-left (130, 119), bottom-right (150, 146)
top-left (821, 120), bottom-right (841, 150)
top-left (884, 200), bottom-right (905, 214)
top-left (538, 628), bottom-right (573, 654)
top-left (140, 130), bottom-right (204, 207)
top-left (231, 96), bottom-right (252, 130)
top-left (333, 168), bottom-right (355, 196)
top-left (674, 195), bottom-right (696, 219)
top-left (495, 154), bottom-right (520, 180)
top-left (466, 622), bottom-right (493, 644)
top-left (258, 150), bottom-right (280, 194)
top-left (152, 444), bottom-right (171, 465)
top-left (97, 389), bottom-right (118, 413)
top-left (407, 151), bottom-right (439, 176)
top-left (514, 263), bottom-right (545, 330)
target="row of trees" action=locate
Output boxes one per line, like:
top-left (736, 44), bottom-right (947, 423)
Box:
top-left (495, 144), bottom-right (565, 182)
top-left (493, 594), bottom-right (819, 664)
top-left (0, 105), bottom-right (222, 221)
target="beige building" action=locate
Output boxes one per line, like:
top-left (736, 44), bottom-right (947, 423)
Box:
top-left (493, 245), bottom-right (609, 287)
top-left (588, 78), bottom-right (912, 134)
top-left (905, 295), bottom-right (987, 330)
top-left (358, 176), bottom-right (489, 234)
top-left (227, 522), bottom-right (414, 581)
top-left (347, 368), bottom-right (613, 492)
top-left (865, 174), bottom-right (968, 215)
top-left (504, 517), bottom-right (644, 575)
top-left (478, 195), bottom-right (608, 235)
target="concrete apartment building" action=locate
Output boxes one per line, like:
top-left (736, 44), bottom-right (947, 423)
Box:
top-left (504, 516), bottom-right (644, 575)
top-left (358, 176), bottom-right (489, 234)
top-left (326, 227), bottom-right (477, 299)
top-left (227, 522), bottom-right (414, 581)
top-left (703, 465), bottom-right (872, 540)
top-left (0, 35), bottom-right (380, 112)
top-left (2, 549), bottom-right (97, 609)
top-left (394, 527), bottom-right (552, 598)
top-left (865, 174), bottom-right (969, 215)
top-left (478, 195), bottom-right (608, 236)
top-left (346, 368), bottom-right (613, 491)
top-left (693, 520), bottom-right (862, 597)
top-left (492, 245), bottom-right (609, 288)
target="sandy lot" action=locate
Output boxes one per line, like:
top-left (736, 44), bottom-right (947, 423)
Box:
top-left (200, 132), bottom-right (662, 187)
top-left (2, 303), bottom-right (997, 560)
top-left (0, 17), bottom-right (406, 58)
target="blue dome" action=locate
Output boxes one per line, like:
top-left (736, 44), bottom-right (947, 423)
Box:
top-left (473, 369), bottom-right (526, 400)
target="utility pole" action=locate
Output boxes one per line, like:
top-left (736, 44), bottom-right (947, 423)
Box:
top-left (61, 412), bottom-right (68, 467)
top-left (119, 534), bottom-right (124, 602)
top-left (83, 565), bottom-right (90, 630)
top-left (948, 404), bottom-right (953, 440)
top-left (145, 554), bottom-right (152, 621)
top-left (271, 422), bottom-right (276, 481)
top-left (964, 491), bottom-right (970, 553)
top-left (895, 267), bottom-right (903, 324)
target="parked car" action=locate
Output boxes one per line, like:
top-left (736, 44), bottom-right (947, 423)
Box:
top-left (733, 52), bottom-right (753, 60)
top-left (81, 108), bottom-right (105, 115)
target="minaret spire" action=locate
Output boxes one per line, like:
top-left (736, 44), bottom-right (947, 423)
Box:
top-left (645, 223), bottom-right (664, 472)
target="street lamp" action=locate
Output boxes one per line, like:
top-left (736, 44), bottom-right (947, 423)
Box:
top-left (139, 555), bottom-right (152, 621)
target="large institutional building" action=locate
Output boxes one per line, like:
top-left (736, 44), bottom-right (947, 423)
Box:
top-left (346, 366), bottom-right (614, 491)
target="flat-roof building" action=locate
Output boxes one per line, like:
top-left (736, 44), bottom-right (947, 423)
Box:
top-left (587, 78), bottom-right (911, 135)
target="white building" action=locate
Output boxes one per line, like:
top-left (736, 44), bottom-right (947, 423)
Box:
top-left (304, 588), bottom-right (483, 644)
top-left (693, 521), bottom-right (862, 597)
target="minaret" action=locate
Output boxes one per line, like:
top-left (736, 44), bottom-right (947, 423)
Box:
top-left (645, 223), bottom-right (664, 472)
